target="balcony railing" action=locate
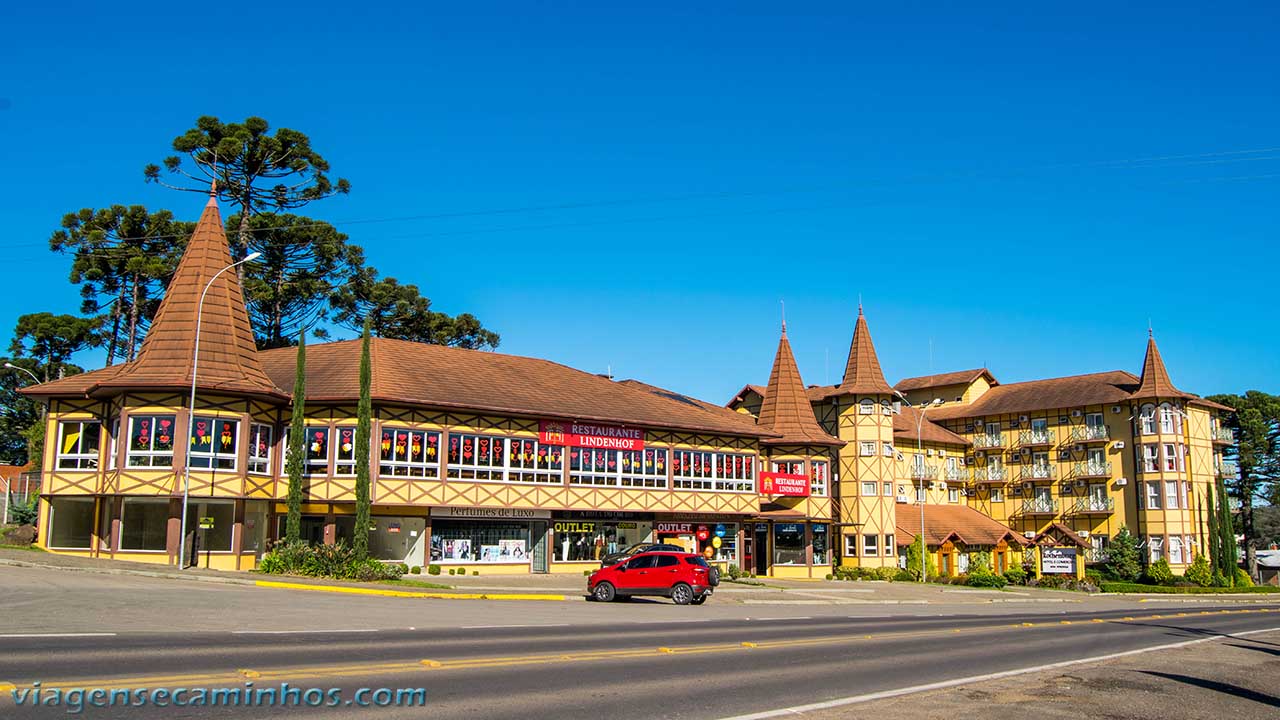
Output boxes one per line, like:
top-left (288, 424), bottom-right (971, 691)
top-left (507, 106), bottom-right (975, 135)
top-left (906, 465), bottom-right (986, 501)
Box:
top-left (1070, 462), bottom-right (1112, 479)
top-left (1019, 465), bottom-right (1056, 481)
top-left (944, 467), bottom-right (965, 482)
top-left (1069, 425), bottom-right (1111, 443)
top-left (909, 465), bottom-right (940, 481)
top-left (1017, 429), bottom-right (1055, 447)
top-left (971, 468), bottom-right (1006, 484)
top-left (1069, 497), bottom-right (1115, 514)
top-left (1215, 462), bottom-right (1239, 479)
top-left (1084, 548), bottom-right (1110, 564)
top-left (973, 433), bottom-right (1005, 449)
top-left (1019, 498), bottom-right (1059, 515)
top-left (1211, 427), bottom-right (1235, 444)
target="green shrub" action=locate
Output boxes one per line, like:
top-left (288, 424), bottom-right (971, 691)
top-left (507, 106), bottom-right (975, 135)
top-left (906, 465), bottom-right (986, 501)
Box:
top-left (873, 566), bottom-right (897, 581)
top-left (1105, 528), bottom-right (1142, 582)
top-left (9, 493), bottom-right (38, 526)
top-left (893, 569), bottom-right (915, 582)
top-left (448, 568), bottom-right (456, 575)
top-left (254, 540), bottom-right (405, 581)
top-left (427, 564), bottom-right (441, 575)
top-left (1210, 570), bottom-right (1230, 587)
top-left (1084, 568), bottom-right (1104, 585)
top-left (1185, 554), bottom-right (1211, 587)
top-left (409, 566), bottom-right (421, 575)
top-left (1100, 582), bottom-right (1280, 594)
top-left (1003, 566), bottom-right (1028, 586)
top-left (824, 573), bottom-right (834, 580)
top-left (472, 570), bottom-right (479, 576)
top-left (1144, 559), bottom-right (1174, 586)
top-left (1235, 568), bottom-right (1254, 588)
top-left (966, 572), bottom-right (1007, 588)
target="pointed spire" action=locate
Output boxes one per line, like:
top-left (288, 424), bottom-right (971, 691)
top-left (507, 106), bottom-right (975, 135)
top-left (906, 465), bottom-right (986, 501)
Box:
top-left (105, 196), bottom-right (283, 398)
top-left (757, 327), bottom-right (841, 446)
top-left (1132, 330), bottom-right (1188, 400)
top-left (837, 305), bottom-right (893, 395)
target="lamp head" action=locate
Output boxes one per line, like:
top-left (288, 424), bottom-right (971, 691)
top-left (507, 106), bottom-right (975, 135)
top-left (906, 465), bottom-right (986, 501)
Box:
top-left (242, 252), bottom-right (262, 263)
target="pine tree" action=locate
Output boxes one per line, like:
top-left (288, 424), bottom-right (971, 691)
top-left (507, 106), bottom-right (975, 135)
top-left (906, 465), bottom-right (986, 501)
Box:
top-left (284, 332), bottom-right (307, 543)
top-left (1106, 527), bottom-right (1142, 582)
top-left (353, 321), bottom-right (372, 560)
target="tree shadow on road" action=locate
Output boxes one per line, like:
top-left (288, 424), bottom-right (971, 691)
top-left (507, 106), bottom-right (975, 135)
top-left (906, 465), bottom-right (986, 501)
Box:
top-left (1222, 642), bottom-right (1280, 658)
top-left (1138, 671), bottom-right (1280, 709)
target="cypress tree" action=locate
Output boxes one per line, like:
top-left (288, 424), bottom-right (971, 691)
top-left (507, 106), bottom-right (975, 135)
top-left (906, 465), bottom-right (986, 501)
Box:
top-left (285, 332), bottom-right (307, 543)
top-left (1206, 484), bottom-right (1222, 578)
top-left (1217, 477), bottom-right (1240, 580)
top-left (353, 321), bottom-right (372, 560)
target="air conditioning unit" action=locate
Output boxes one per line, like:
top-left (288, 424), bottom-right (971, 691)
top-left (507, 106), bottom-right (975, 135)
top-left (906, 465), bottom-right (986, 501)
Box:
top-left (1063, 485), bottom-right (1073, 495)
top-left (1021, 448), bottom-right (1031, 456)
top-left (896, 494), bottom-right (909, 504)
top-left (1114, 441), bottom-right (1126, 449)
top-left (1112, 406), bottom-right (1123, 414)
top-left (927, 449), bottom-right (935, 457)
top-left (940, 482), bottom-right (948, 491)
top-left (1116, 477), bottom-right (1129, 486)
top-left (1019, 415), bottom-right (1029, 422)
top-left (975, 451), bottom-right (985, 459)
top-left (896, 452), bottom-right (905, 461)
top-left (1022, 481), bottom-right (1032, 490)
top-left (1072, 410), bottom-right (1083, 418)
top-left (1078, 530), bottom-right (1090, 538)
top-left (1075, 479), bottom-right (1086, 488)
top-left (1073, 444), bottom-right (1083, 452)
top-left (1023, 531), bottom-right (1036, 539)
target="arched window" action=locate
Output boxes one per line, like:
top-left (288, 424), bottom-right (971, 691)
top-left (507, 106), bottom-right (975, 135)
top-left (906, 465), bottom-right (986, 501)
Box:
top-left (859, 398), bottom-right (874, 415)
top-left (1139, 404), bottom-right (1156, 435)
top-left (880, 399), bottom-right (892, 415)
top-left (1159, 403), bottom-right (1175, 434)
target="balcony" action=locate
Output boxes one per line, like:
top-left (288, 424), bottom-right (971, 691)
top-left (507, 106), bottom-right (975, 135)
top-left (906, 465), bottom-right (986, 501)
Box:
top-left (1019, 498), bottom-right (1059, 515)
top-left (1017, 429), bottom-right (1055, 447)
top-left (1215, 462), bottom-right (1239, 480)
top-left (1068, 497), bottom-right (1115, 515)
top-left (1211, 427), bottom-right (1235, 445)
top-left (1019, 465), bottom-right (1056, 481)
top-left (1070, 461), bottom-right (1112, 479)
top-left (1069, 425), bottom-right (1111, 443)
top-left (973, 433), bottom-right (1005, 450)
top-left (971, 468), bottom-right (1007, 484)
top-left (1084, 548), bottom-right (1110, 564)
top-left (944, 467), bottom-right (966, 482)
top-left (909, 465), bottom-right (940, 481)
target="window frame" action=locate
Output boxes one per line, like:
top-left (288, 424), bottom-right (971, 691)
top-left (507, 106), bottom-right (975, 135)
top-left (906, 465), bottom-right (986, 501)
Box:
top-left (187, 415), bottom-right (240, 472)
top-left (809, 460), bottom-right (829, 497)
top-left (125, 414), bottom-right (177, 469)
top-left (248, 423), bottom-right (273, 475)
top-left (861, 480), bottom-right (878, 497)
top-left (378, 428), bottom-right (443, 479)
top-left (56, 420), bottom-right (101, 470)
top-left (118, 498), bottom-right (171, 552)
top-left (862, 533), bottom-right (879, 556)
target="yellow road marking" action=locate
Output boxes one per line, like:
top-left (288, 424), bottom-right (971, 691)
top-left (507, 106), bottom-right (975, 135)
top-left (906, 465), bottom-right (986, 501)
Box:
top-left (236, 669), bottom-right (260, 679)
top-left (741, 642), bottom-right (758, 648)
top-left (253, 580), bottom-right (566, 602)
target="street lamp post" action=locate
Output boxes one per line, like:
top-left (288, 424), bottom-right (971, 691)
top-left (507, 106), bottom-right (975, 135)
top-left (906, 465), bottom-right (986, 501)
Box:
top-left (4, 363), bottom-right (41, 385)
top-left (178, 252), bottom-right (260, 570)
top-left (896, 391), bottom-right (941, 583)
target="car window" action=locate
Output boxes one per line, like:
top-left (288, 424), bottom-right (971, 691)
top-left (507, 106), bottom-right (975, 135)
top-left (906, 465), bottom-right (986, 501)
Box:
top-left (625, 554), bottom-right (657, 570)
top-left (653, 554), bottom-right (679, 568)
top-left (684, 556), bottom-right (710, 567)
top-left (624, 543), bottom-right (651, 555)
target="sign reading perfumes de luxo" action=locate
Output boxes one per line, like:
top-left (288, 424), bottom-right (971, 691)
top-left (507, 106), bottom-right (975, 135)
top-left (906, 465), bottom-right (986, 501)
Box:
top-left (1040, 547), bottom-right (1076, 575)
top-left (758, 472), bottom-right (810, 497)
top-left (539, 420), bottom-right (645, 450)
top-left (431, 507), bottom-right (552, 520)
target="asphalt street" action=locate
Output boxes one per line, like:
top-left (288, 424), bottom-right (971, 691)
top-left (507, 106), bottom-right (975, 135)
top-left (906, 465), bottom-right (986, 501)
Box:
top-left (3, 605), bottom-right (1278, 719)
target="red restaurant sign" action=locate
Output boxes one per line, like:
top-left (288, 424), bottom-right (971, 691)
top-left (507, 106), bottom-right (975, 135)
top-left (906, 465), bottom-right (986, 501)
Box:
top-left (539, 420), bottom-right (645, 451)
top-left (759, 472), bottom-right (810, 497)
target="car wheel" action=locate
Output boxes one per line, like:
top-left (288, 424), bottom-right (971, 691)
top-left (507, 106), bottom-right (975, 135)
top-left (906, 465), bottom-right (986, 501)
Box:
top-left (691, 594), bottom-right (708, 605)
top-left (708, 567), bottom-right (721, 587)
top-left (592, 582), bottom-right (617, 602)
top-left (671, 582), bottom-right (694, 605)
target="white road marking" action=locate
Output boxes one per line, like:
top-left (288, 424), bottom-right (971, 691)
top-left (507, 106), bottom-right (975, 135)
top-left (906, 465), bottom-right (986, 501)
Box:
top-left (718, 626), bottom-right (1280, 720)
top-left (231, 629), bottom-right (378, 635)
top-left (0, 633), bottom-right (117, 638)
top-left (460, 624), bottom-right (571, 629)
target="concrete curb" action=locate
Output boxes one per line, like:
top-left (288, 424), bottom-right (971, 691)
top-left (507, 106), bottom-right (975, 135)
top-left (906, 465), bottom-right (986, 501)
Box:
top-left (0, 557), bottom-right (259, 586)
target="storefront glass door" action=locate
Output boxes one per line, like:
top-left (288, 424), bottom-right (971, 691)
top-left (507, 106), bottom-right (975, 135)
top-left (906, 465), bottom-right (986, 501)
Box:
top-left (754, 525), bottom-right (770, 575)
top-left (530, 521), bottom-right (548, 573)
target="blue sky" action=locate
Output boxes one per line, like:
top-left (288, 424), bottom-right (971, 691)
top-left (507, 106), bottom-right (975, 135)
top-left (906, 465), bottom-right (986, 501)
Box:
top-left (3, 2), bottom-right (1277, 403)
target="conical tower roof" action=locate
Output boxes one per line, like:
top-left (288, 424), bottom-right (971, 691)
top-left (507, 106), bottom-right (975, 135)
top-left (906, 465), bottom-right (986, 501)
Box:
top-left (757, 323), bottom-right (842, 446)
top-left (837, 306), bottom-right (894, 395)
top-left (1132, 330), bottom-right (1190, 400)
top-left (97, 194), bottom-right (284, 398)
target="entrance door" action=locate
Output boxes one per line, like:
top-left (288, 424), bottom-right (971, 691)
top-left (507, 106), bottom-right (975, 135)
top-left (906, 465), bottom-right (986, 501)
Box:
top-left (754, 525), bottom-right (770, 575)
top-left (529, 521), bottom-right (549, 573)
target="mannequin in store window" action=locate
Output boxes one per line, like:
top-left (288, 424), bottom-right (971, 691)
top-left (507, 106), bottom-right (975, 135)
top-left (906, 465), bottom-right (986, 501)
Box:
top-left (574, 535), bottom-right (588, 562)
top-left (594, 533), bottom-right (605, 560)
top-left (561, 534), bottom-right (571, 563)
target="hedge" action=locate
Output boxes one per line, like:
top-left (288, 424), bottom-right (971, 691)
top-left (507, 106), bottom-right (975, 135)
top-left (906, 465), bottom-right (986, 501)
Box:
top-left (1100, 582), bottom-right (1280, 594)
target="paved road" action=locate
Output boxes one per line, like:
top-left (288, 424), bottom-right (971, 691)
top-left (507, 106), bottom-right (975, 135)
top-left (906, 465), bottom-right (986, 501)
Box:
top-left (2, 605), bottom-right (1277, 718)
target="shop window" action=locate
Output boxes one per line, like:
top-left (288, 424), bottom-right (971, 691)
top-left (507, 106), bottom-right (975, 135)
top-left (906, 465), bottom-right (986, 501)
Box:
top-left (247, 424), bottom-right (272, 475)
top-left (812, 524), bottom-right (828, 565)
top-left (844, 534), bottom-right (858, 557)
top-left (702, 523), bottom-right (738, 563)
top-left (570, 447), bottom-right (620, 487)
top-left (554, 520), bottom-right (653, 562)
top-left (304, 426), bottom-right (330, 475)
top-left (333, 426), bottom-right (357, 476)
top-left (430, 520), bottom-right (529, 563)
top-left (809, 461), bottom-right (828, 497)
top-left (126, 414), bottom-right (176, 468)
top-left (120, 499), bottom-right (170, 551)
top-left (56, 421), bottom-right (101, 470)
top-left (378, 429), bottom-right (442, 478)
top-left (188, 416), bottom-right (238, 471)
top-left (47, 497), bottom-right (95, 549)
top-left (184, 500), bottom-right (235, 552)
top-left (773, 523), bottom-right (806, 566)
top-left (862, 534), bottom-right (879, 556)
top-left (367, 516), bottom-right (428, 562)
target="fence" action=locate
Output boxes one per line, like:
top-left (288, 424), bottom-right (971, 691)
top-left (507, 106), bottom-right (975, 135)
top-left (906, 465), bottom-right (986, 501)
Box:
top-left (1, 472), bottom-right (42, 525)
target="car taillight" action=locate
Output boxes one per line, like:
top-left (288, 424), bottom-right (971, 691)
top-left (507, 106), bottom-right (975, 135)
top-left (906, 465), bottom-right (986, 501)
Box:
top-left (694, 567), bottom-right (707, 573)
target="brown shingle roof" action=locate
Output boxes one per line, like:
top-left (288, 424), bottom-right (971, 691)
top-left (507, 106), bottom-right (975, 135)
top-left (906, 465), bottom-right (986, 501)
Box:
top-left (1132, 332), bottom-right (1192, 400)
top-left (24, 196), bottom-right (286, 400)
top-left (929, 371), bottom-right (1140, 420)
top-left (260, 337), bottom-right (771, 438)
top-left (836, 307), bottom-right (894, 395)
top-left (895, 504), bottom-right (1027, 547)
top-left (756, 328), bottom-right (842, 447)
top-left (893, 405), bottom-right (970, 446)
top-left (895, 368), bottom-right (997, 393)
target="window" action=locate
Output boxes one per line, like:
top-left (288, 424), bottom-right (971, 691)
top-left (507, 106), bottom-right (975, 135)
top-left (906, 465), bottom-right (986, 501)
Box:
top-left (333, 426), bottom-right (357, 476)
top-left (1168, 535), bottom-right (1184, 565)
top-left (862, 534), bottom-right (879, 556)
top-left (1177, 444), bottom-right (1186, 472)
top-left (248, 424), bottom-right (272, 475)
top-left (883, 481), bottom-right (893, 497)
top-left (882, 442), bottom-right (894, 457)
top-left (991, 488), bottom-right (1004, 503)
top-left (431, 520), bottom-right (530, 563)
top-left (1165, 480), bottom-right (1180, 509)
top-left (813, 524), bottom-right (829, 565)
top-left (1180, 481), bottom-right (1189, 509)
top-left (672, 450), bottom-right (753, 492)
top-left (772, 460), bottom-right (805, 474)
top-left (861, 481), bottom-right (878, 496)
top-left (1140, 404), bottom-right (1156, 435)
top-left (108, 418), bottom-right (119, 470)
top-left (859, 399), bottom-right (874, 415)
top-left (712, 452), bottom-right (755, 492)
top-left (621, 448), bottom-right (666, 488)
top-left (671, 450), bottom-right (713, 490)
top-left (1085, 412), bottom-right (1105, 431)
top-left (56, 421), bottom-right (100, 469)
top-left (184, 500), bottom-right (234, 552)
top-left (844, 534), bottom-right (858, 557)
top-left (884, 534), bottom-right (894, 553)
top-left (188, 416), bottom-right (238, 471)
top-left (773, 523), bottom-right (806, 565)
top-left (304, 426), bottom-right (331, 475)
top-left (860, 441), bottom-right (876, 457)
top-left (809, 460), bottom-right (828, 496)
top-left (1163, 443), bottom-right (1178, 472)
top-left (120, 499), bottom-right (170, 551)
top-left (47, 497), bottom-right (95, 549)
top-left (653, 554), bottom-right (679, 568)
top-left (449, 434), bottom-right (563, 485)
top-left (1031, 452), bottom-right (1050, 476)
top-left (1142, 444), bottom-right (1159, 473)
top-left (1159, 403), bottom-right (1177, 434)
top-left (1148, 535), bottom-right (1164, 563)
top-left (915, 485), bottom-right (926, 502)
top-left (625, 554), bottom-right (657, 570)
top-left (948, 488), bottom-right (959, 503)
top-left (1146, 481), bottom-right (1162, 510)
top-left (881, 400), bottom-right (892, 416)
top-left (376, 429), bottom-right (441, 478)
top-left (554, 521), bottom-right (657, 562)
top-left (509, 437), bottom-right (564, 484)
top-left (127, 414), bottom-right (176, 468)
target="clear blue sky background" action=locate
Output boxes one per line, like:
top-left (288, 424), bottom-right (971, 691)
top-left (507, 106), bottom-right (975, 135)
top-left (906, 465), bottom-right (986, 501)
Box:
top-left (3, 2), bottom-right (1277, 404)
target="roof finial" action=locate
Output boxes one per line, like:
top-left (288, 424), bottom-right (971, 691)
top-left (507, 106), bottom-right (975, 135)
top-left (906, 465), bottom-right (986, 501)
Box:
top-left (780, 299), bottom-right (787, 336)
top-left (1148, 318), bottom-right (1153, 339)
top-left (858, 293), bottom-right (864, 316)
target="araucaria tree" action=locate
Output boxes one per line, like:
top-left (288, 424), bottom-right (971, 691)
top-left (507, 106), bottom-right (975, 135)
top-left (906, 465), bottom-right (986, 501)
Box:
top-left (9, 313), bottom-right (101, 382)
top-left (330, 272), bottom-right (500, 350)
top-left (285, 333), bottom-right (307, 543)
top-left (353, 321), bottom-right (373, 560)
top-left (144, 116), bottom-right (350, 247)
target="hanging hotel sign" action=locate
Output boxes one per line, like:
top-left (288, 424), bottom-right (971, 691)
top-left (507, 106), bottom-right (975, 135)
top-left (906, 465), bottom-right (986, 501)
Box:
top-left (539, 420), bottom-right (645, 451)
top-left (759, 472), bottom-right (811, 497)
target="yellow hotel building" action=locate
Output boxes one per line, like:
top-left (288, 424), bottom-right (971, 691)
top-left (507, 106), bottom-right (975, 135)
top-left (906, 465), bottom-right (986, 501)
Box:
top-left (22, 193), bottom-right (1236, 578)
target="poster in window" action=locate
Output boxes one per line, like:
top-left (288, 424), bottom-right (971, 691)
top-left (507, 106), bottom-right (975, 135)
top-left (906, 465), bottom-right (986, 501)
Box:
top-left (498, 539), bottom-right (527, 561)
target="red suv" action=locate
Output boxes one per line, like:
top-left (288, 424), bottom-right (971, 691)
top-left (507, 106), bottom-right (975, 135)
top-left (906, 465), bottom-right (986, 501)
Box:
top-left (587, 551), bottom-right (719, 605)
